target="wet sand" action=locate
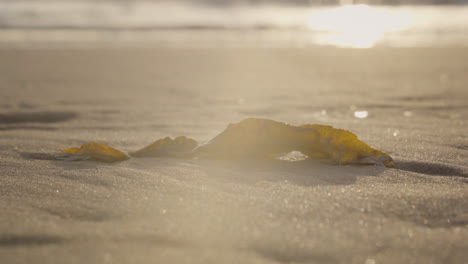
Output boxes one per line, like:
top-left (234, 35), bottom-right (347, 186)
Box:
top-left (0, 47), bottom-right (467, 264)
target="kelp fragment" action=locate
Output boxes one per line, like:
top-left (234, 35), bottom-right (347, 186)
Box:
top-left (55, 142), bottom-right (129, 163)
top-left (129, 136), bottom-right (198, 158)
top-left (193, 118), bottom-right (394, 167)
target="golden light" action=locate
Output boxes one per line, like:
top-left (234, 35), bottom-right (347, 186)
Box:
top-left (309, 5), bottom-right (412, 48)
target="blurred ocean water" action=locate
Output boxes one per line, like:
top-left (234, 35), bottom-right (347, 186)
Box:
top-left (0, 1), bottom-right (467, 48)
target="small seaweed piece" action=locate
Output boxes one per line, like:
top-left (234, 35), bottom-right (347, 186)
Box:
top-left (55, 142), bottom-right (129, 163)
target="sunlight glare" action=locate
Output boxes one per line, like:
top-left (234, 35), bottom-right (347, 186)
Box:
top-left (309, 5), bottom-right (411, 48)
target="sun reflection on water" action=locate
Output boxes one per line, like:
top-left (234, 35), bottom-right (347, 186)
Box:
top-left (309, 5), bottom-right (412, 48)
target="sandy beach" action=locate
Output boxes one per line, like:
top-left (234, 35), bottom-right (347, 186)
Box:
top-left (0, 47), bottom-right (467, 264)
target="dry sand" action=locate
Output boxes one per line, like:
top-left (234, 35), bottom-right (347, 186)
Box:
top-left (0, 47), bottom-right (467, 264)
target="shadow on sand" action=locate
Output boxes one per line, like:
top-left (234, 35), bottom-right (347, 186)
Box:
top-left (0, 111), bottom-right (78, 124)
top-left (23, 151), bottom-right (467, 187)
top-left (0, 234), bottom-right (66, 247)
top-left (160, 158), bottom-right (389, 187)
top-left (397, 161), bottom-right (467, 178)
top-left (0, 111), bottom-right (78, 130)
top-left (20, 151), bottom-right (391, 187)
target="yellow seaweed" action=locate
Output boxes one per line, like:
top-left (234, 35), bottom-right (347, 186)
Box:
top-left (56, 142), bottom-right (129, 163)
top-left (193, 118), bottom-right (394, 167)
top-left (301, 124), bottom-right (394, 167)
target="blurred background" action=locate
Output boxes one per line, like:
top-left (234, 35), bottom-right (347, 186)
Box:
top-left (1, 0), bottom-right (468, 48)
